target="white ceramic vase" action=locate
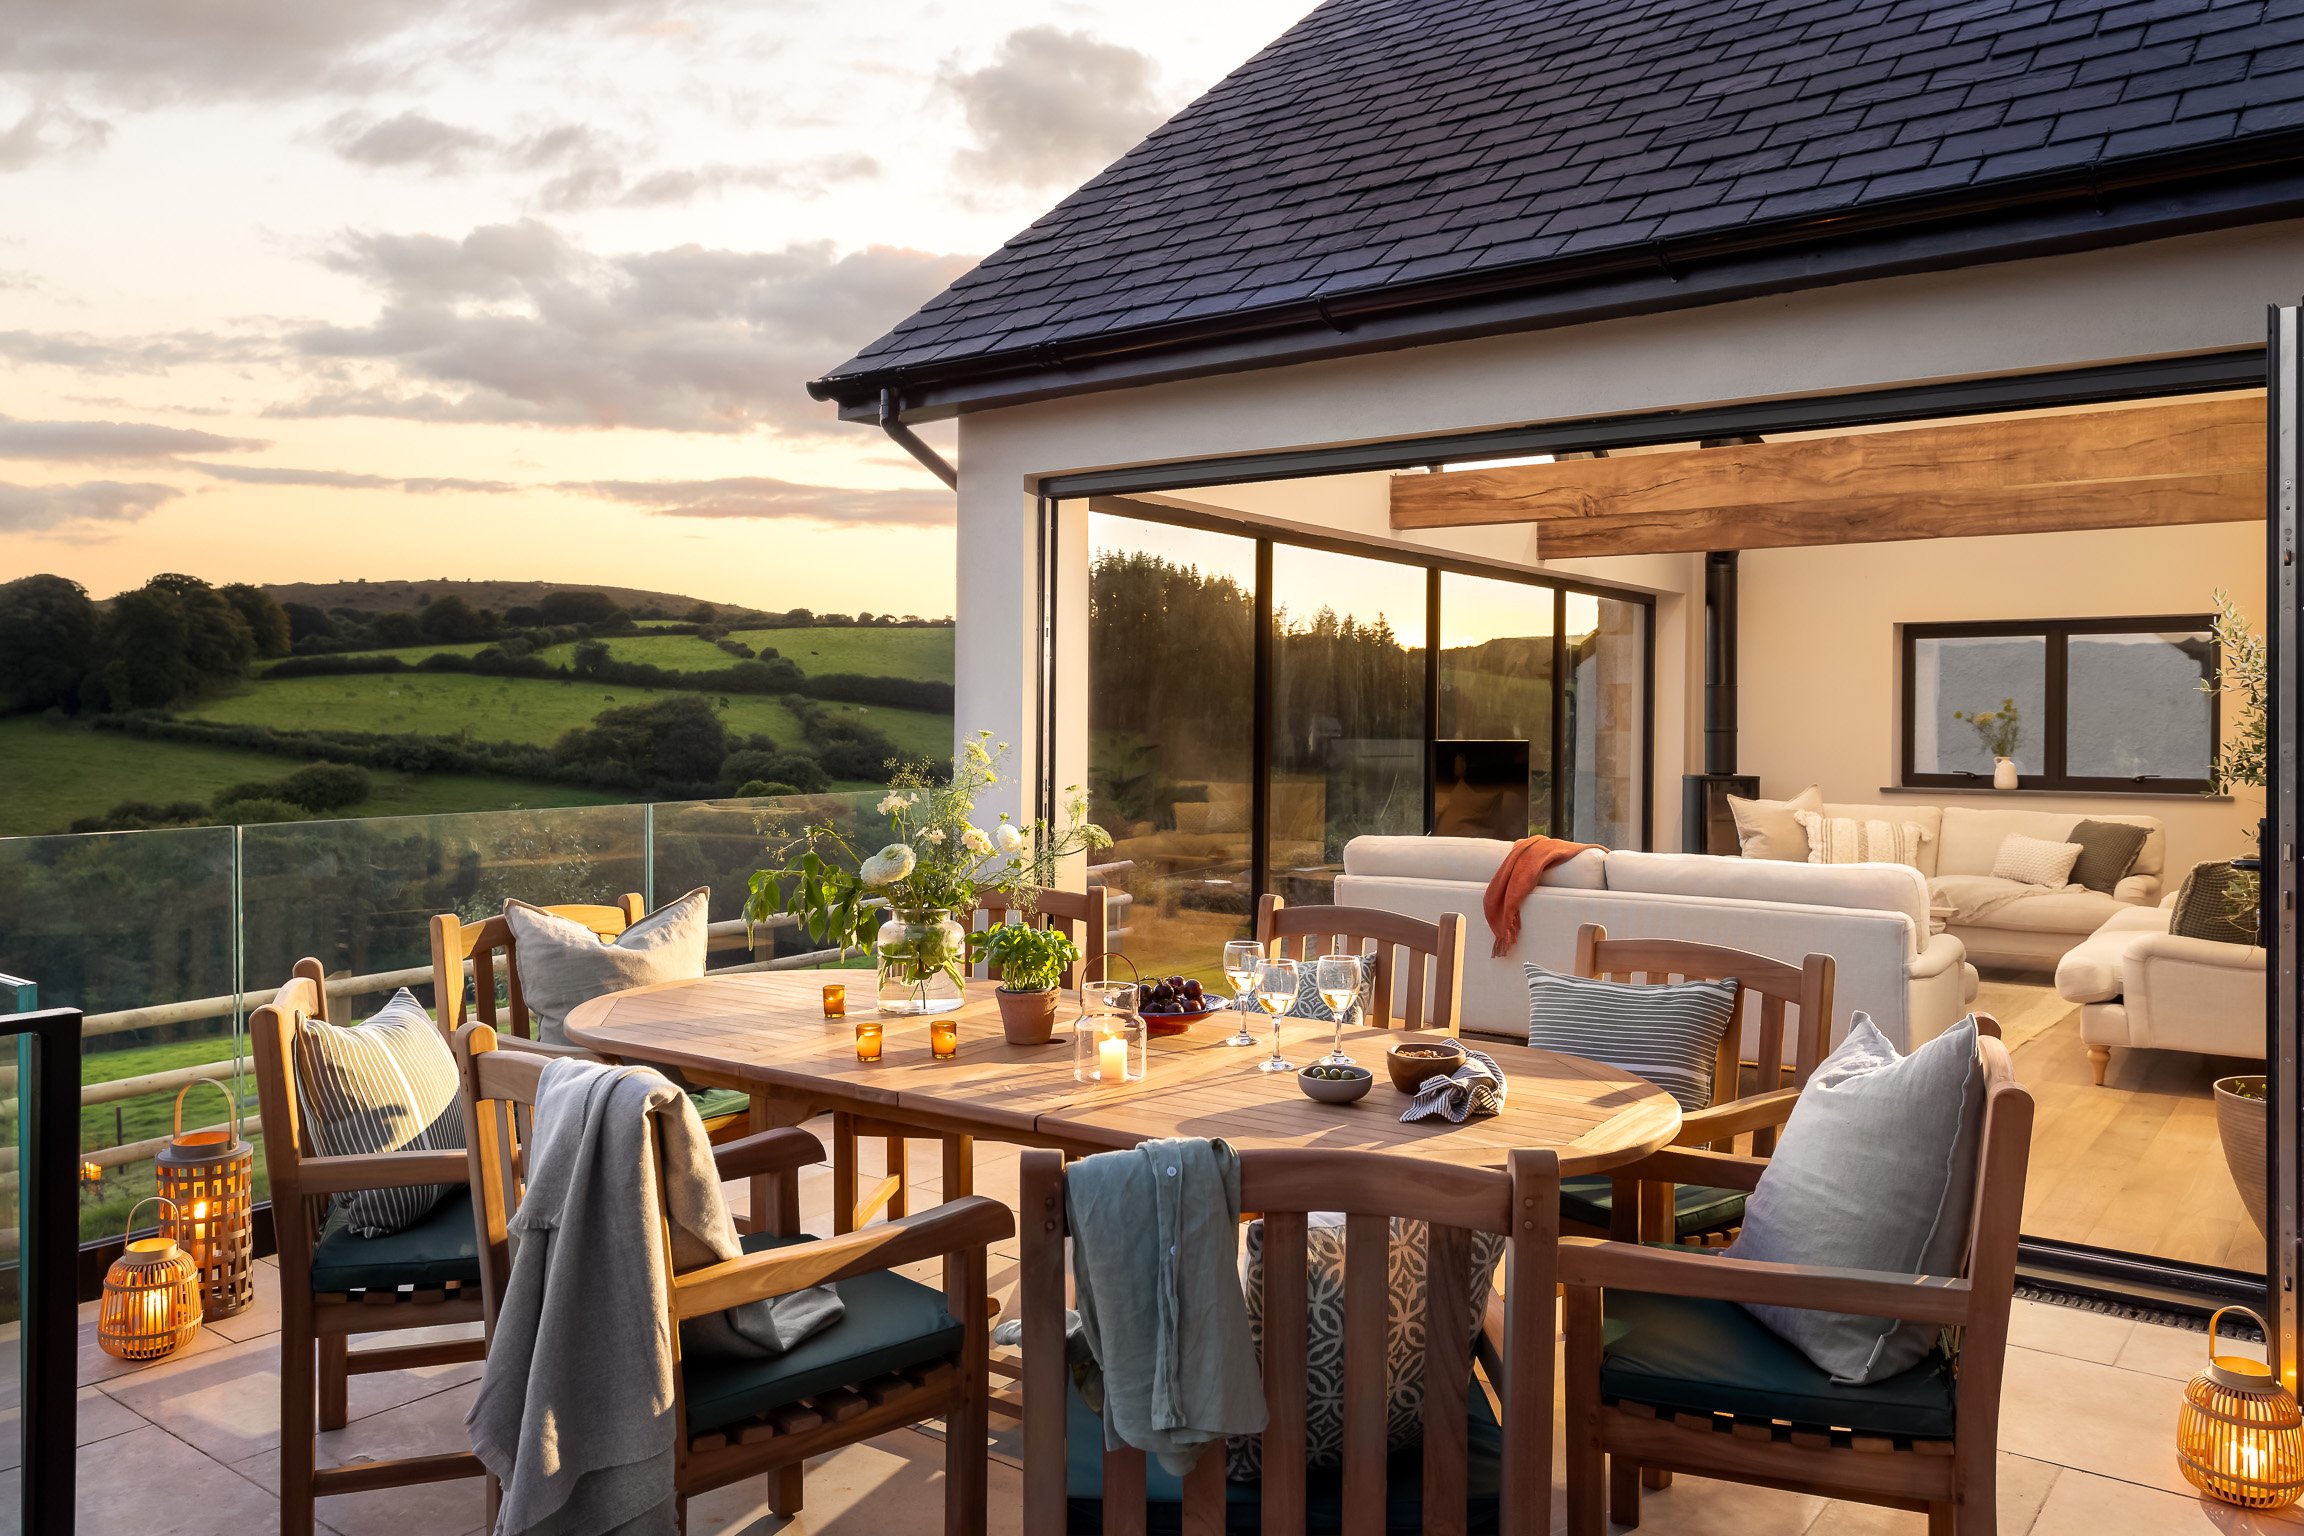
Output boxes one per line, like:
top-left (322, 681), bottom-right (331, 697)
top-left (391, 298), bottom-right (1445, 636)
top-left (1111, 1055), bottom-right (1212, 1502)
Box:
top-left (1992, 756), bottom-right (2018, 790)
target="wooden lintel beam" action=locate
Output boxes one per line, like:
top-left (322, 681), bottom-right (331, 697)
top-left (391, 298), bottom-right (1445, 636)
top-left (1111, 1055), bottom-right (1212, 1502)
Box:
top-left (1387, 395), bottom-right (2267, 556)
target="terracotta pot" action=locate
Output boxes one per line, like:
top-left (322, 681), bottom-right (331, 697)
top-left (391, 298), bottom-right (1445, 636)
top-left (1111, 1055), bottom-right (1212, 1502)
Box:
top-left (2215, 1075), bottom-right (2269, 1239)
top-left (995, 986), bottom-right (1060, 1046)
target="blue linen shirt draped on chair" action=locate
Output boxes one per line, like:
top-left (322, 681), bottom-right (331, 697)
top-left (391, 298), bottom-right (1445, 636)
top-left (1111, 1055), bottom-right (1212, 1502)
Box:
top-left (1066, 1136), bottom-right (1269, 1475)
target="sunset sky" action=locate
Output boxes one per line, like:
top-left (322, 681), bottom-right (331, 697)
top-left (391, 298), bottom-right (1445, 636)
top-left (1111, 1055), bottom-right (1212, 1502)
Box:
top-left (0, 0), bottom-right (1314, 615)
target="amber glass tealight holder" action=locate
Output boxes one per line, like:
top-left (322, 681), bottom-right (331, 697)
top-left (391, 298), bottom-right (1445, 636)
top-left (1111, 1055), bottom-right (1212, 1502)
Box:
top-left (854, 1019), bottom-right (883, 1062)
top-left (823, 983), bottom-right (846, 1019)
top-left (929, 1017), bottom-right (959, 1061)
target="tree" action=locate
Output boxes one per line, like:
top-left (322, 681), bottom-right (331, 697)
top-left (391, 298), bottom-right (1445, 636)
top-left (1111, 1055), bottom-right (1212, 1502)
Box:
top-left (570, 639), bottom-right (612, 676)
top-left (219, 583), bottom-right (293, 658)
top-left (553, 695), bottom-right (730, 790)
top-left (86, 584), bottom-right (194, 710)
top-left (0, 573), bottom-right (99, 712)
top-left (283, 602), bottom-right (337, 644)
top-left (538, 589), bottom-right (625, 627)
top-left (369, 610), bottom-right (423, 647)
top-left (148, 574), bottom-right (256, 680)
top-left (420, 593), bottom-right (492, 643)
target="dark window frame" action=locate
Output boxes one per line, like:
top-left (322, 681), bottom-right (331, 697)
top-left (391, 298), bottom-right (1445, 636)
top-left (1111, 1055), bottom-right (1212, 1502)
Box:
top-left (1899, 615), bottom-right (2221, 795)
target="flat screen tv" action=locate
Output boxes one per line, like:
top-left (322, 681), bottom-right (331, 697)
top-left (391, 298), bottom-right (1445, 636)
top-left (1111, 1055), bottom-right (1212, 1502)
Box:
top-left (1431, 739), bottom-right (1532, 840)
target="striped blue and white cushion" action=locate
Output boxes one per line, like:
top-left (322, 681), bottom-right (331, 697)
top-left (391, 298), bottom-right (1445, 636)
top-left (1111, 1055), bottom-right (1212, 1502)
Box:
top-left (292, 989), bottom-right (465, 1238)
top-left (1523, 965), bottom-right (1739, 1112)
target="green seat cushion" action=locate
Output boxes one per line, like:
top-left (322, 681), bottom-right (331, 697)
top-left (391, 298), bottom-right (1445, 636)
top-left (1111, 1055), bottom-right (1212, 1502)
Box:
top-left (309, 1185), bottom-right (481, 1293)
top-left (1561, 1176), bottom-right (1747, 1240)
top-left (1601, 1285), bottom-right (1956, 1440)
top-left (687, 1086), bottom-right (752, 1124)
top-left (1064, 1378), bottom-right (1502, 1534)
top-left (682, 1231), bottom-right (963, 1434)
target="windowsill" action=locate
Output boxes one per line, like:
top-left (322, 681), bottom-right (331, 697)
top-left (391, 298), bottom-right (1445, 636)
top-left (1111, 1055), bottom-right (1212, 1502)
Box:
top-left (1878, 785), bottom-right (2231, 802)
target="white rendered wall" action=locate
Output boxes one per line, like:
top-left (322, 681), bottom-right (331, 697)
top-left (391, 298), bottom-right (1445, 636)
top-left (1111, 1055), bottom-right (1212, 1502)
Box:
top-left (949, 219), bottom-right (2304, 843)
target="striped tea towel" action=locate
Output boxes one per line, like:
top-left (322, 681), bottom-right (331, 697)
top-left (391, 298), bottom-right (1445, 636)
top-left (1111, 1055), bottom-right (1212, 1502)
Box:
top-left (1401, 1049), bottom-right (1507, 1124)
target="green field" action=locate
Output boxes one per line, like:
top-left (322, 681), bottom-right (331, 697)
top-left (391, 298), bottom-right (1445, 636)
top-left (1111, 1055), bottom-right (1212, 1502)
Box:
top-left (183, 672), bottom-right (812, 747)
top-left (0, 718), bottom-right (627, 837)
top-left (535, 632), bottom-right (735, 670)
top-left (254, 641), bottom-right (497, 673)
top-left (735, 625), bottom-right (953, 679)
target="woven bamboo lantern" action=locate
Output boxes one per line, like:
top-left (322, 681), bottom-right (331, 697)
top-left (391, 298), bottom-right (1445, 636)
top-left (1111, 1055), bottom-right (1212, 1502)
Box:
top-left (97, 1198), bottom-right (204, 1362)
top-left (2177, 1306), bottom-right (2304, 1509)
top-left (155, 1078), bottom-right (255, 1318)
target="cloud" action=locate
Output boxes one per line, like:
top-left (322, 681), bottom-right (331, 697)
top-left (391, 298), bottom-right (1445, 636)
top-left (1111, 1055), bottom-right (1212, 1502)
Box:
top-left (564, 475), bottom-right (951, 527)
top-left (0, 477), bottom-right (179, 532)
top-left (943, 27), bottom-right (1165, 189)
top-left (0, 415), bottom-right (266, 461)
top-left (542, 154), bottom-right (881, 211)
top-left (186, 461), bottom-right (515, 492)
top-left (0, 101), bottom-right (111, 171)
top-left (278, 221), bottom-right (972, 434)
top-left (326, 109), bottom-right (494, 173)
top-left (0, 327), bottom-right (276, 373)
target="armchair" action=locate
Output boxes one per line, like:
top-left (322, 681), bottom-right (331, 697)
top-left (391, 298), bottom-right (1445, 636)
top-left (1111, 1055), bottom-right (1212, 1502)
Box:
top-left (2056, 903), bottom-right (2265, 1084)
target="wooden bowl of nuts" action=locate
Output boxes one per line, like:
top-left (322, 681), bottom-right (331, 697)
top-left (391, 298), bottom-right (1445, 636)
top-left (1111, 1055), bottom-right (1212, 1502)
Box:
top-left (1385, 1037), bottom-right (1466, 1093)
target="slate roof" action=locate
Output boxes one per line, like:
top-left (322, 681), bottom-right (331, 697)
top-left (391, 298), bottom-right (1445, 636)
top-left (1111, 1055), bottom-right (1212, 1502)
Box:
top-left (815, 0), bottom-right (2304, 411)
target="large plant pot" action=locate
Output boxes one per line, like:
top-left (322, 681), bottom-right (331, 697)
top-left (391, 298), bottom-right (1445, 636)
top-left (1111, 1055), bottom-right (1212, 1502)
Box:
top-left (2215, 1075), bottom-right (2269, 1239)
top-left (995, 987), bottom-right (1060, 1046)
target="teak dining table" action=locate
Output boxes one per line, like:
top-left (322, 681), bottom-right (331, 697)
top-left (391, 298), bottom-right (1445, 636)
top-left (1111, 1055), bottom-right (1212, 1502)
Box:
top-left (565, 971), bottom-right (1683, 1235)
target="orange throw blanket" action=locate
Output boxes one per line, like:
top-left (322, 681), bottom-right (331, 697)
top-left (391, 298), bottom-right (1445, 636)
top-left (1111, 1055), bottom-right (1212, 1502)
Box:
top-left (1482, 836), bottom-right (1604, 957)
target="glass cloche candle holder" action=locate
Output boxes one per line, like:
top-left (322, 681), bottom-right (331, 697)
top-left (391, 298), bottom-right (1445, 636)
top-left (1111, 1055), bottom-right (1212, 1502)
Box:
top-left (1072, 980), bottom-right (1147, 1085)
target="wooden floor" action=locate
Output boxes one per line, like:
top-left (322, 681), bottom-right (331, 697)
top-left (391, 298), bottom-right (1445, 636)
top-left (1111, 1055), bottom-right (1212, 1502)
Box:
top-left (1994, 970), bottom-right (2267, 1274)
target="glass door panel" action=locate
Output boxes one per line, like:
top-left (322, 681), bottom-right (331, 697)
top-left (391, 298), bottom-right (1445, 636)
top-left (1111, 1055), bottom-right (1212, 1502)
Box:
top-left (1564, 592), bottom-right (1646, 846)
top-left (1436, 571), bottom-right (1554, 837)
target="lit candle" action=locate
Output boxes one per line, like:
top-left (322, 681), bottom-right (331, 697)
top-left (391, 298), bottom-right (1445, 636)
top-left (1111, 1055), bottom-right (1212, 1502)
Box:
top-left (1097, 1032), bottom-right (1128, 1081)
top-left (931, 1018), bottom-right (959, 1060)
top-left (854, 1021), bottom-right (883, 1062)
top-left (823, 983), bottom-right (846, 1019)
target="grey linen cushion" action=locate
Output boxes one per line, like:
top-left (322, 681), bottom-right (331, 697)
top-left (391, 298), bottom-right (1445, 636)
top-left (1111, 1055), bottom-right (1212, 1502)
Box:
top-left (292, 989), bottom-right (464, 1238)
top-left (1726, 1014), bottom-right (1985, 1384)
top-left (1227, 1214), bottom-right (1506, 1480)
top-left (1523, 965), bottom-right (1738, 1112)
top-left (504, 886), bottom-right (710, 1046)
top-left (2068, 820), bottom-right (2150, 895)
top-left (2171, 860), bottom-right (2259, 946)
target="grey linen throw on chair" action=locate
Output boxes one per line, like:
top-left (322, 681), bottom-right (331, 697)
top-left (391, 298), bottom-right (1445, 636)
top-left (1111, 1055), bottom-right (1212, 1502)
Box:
top-left (467, 1059), bottom-right (843, 1536)
top-left (1066, 1136), bottom-right (1268, 1475)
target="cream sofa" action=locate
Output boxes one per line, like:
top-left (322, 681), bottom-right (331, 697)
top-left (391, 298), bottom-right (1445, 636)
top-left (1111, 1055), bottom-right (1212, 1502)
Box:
top-left (1335, 836), bottom-right (1977, 1059)
top-left (1782, 801), bottom-right (2165, 971)
top-left (2055, 900), bottom-right (2264, 1083)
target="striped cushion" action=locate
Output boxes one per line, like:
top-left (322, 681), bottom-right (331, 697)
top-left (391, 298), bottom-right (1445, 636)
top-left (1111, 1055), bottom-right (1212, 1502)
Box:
top-left (1523, 966), bottom-right (1738, 1112)
top-left (1794, 810), bottom-right (1929, 869)
top-left (292, 989), bottom-right (465, 1238)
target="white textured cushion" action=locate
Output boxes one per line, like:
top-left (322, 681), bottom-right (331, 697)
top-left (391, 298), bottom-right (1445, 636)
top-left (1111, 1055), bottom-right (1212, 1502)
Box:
top-left (1340, 835), bottom-right (1606, 889)
top-left (1991, 833), bottom-right (2083, 888)
top-left (293, 990), bottom-right (464, 1238)
top-left (1727, 786), bottom-right (1820, 861)
top-left (505, 887), bottom-right (710, 1046)
top-left (1728, 1015), bottom-right (1985, 1383)
top-left (1604, 850), bottom-right (1929, 947)
top-left (1794, 810), bottom-right (1930, 869)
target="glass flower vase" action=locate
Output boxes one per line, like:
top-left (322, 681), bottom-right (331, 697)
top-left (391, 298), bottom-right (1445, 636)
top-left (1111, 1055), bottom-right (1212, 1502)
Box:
top-left (875, 907), bottom-right (967, 1015)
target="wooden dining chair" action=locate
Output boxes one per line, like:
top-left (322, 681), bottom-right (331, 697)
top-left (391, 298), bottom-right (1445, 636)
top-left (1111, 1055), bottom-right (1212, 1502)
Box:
top-left (1256, 893), bottom-right (1466, 1033)
top-left (250, 958), bottom-right (488, 1536)
top-left (1019, 1144), bottom-right (1556, 1534)
top-left (1568, 923), bottom-right (1836, 1245)
top-left (831, 886), bottom-right (1114, 1236)
top-left (1560, 1023), bottom-right (2031, 1536)
top-left (429, 895), bottom-right (753, 1143)
top-left (454, 1022), bottom-right (1012, 1531)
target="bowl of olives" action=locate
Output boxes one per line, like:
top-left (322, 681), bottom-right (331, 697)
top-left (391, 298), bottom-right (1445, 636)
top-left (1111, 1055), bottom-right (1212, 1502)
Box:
top-left (1138, 974), bottom-right (1224, 1037)
top-left (1297, 1062), bottom-right (1373, 1104)
top-left (1385, 1037), bottom-right (1466, 1093)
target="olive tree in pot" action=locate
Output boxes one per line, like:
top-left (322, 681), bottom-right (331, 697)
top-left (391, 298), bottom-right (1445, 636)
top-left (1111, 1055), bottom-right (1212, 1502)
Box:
top-left (970, 922), bottom-right (1080, 1046)
top-left (2205, 589), bottom-right (2270, 1233)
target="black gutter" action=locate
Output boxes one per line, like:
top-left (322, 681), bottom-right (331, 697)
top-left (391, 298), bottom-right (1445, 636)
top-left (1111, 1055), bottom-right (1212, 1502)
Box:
top-left (814, 132), bottom-right (2304, 423)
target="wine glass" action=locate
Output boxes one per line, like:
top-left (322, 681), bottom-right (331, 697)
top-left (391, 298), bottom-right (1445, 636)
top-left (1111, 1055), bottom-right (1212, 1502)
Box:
top-left (1254, 958), bottom-right (1299, 1074)
top-left (1220, 939), bottom-right (1263, 1047)
top-left (1314, 951), bottom-right (1362, 1066)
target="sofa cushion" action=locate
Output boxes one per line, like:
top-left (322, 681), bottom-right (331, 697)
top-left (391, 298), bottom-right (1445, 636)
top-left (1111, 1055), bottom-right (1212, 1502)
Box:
top-left (2171, 860), bottom-right (2260, 946)
top-left (2069, 820), bottom-right (2151, 894)
top-left (309, 1185), bottom-right (480, 1293)
top-left (1727, 786), bottom-right (1820, 861)
top-left (1991, 833), bottom-right (2083, 888)
top-left (1794, 810), bottom-right (1930, 870)
top-left (1604, 850), bottom-right (1929, 951)
top-left (1820, 803), bottom-right (1944, 877)
top-left (1341, 835), bottom-right (1604, 889)
top-left (1601, 1284), bottom-right (1956, 1440)
top-left (1930, 878), bottom-right (2128, 936)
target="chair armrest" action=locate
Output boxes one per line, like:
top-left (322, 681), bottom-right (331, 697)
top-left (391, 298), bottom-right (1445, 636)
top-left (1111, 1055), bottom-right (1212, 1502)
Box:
top-left (2127, 932), bottom-right (2267, 974)
top-left (709, 1128), bottom-right (826, 1183)
top-left (672, 1195), bottom-right (1015, 1321)
top-left (1556, 1236), bottom-right (1971, 1326)
top-left (2114, 874), bottom-right (2161, 905)
top-left (1619, 1145), bottom-right (1768, 1192)
top-left (495, 1035), bottom-right (600, 1062)
top-left (1909, 932), bottom-right (1966, 980)
top-left (1672, 1087), bottom-right (1799, 1146)
top-left (296, 1149), bottom-right (469, 1195)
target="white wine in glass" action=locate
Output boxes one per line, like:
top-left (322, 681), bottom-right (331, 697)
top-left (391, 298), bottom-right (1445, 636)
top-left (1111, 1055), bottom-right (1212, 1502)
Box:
top-left (1255, 958), bottom-right (1299, 1073)
top-left (1220, 939), bottom-right (1262, 1048)
top-left (1314, 952), bottom-right (1361, 1066)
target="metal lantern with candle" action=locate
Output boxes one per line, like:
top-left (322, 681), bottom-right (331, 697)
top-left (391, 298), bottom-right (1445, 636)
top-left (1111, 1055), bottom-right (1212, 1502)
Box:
top-left (2177, 1306), bottom-right (2304, 1509)
top-left (98, 1197), bottom-right (204, 1362)
top-left (155, 1078), bottom-right (254, 1319)
top-left (1072, 979), bottom-right (1147, 1085)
